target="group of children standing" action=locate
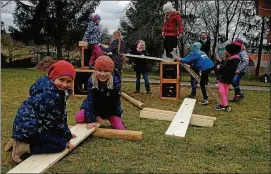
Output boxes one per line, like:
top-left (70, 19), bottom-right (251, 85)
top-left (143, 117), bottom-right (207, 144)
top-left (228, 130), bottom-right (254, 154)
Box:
top-left (176, 38), bottom-right (248, 112)
top-left (83, 13), bottom-right (151, 94)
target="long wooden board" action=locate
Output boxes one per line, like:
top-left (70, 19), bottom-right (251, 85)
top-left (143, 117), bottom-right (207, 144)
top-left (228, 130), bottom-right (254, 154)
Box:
top-left (165, 98), bottom-right (196, 138)
top-left (7, 123), bottom-right (100, 173)
top-left (140, 110), bottom-right (215, 127)
top-left (143, 108), bottom-right (217, 121)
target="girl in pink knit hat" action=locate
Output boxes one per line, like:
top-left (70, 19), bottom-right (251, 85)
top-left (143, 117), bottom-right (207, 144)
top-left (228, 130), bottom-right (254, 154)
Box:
top-left (75, 56), bottom-right (125, 130)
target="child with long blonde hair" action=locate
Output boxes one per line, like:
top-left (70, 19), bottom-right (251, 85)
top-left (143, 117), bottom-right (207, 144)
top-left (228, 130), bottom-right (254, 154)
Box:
top-left (75, 56), bottom-right (125, 130)
top-left (100, 31), bottom-right (127, 75)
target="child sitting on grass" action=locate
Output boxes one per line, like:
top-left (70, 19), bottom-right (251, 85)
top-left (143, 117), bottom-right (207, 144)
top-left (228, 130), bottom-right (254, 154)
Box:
top-left (11, 60), bottom-right (77, 163)
top-left (215, 43), bottom-right (241, 112)
top-left (75, 56), bottom-right (125, 130)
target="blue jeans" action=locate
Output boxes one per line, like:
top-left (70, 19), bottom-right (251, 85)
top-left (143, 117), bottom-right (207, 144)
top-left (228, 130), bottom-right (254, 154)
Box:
top-left (190, 69), bottom-right (199, 96)
top-left (232, 72), bottom-right (245, 96)
top-left (29, 131), bottom-right (67, 154)
top-left (136, 71), bottom-right (150, 92)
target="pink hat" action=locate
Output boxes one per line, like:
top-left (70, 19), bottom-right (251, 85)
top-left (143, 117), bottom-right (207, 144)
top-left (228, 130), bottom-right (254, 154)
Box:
top-left (232, 39), bottom-right (243, 47)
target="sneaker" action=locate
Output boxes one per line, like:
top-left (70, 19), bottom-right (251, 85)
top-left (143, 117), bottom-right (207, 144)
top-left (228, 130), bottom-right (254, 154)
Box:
top-left (215, 83), bottom-right (219, 87)
top-left (239, 94), bottom-right (244, 100)
top-left (229, 97), bottom-right (240, 102)
top-left (224, 106), bottom-right (231, 112)
top-left (187, 94), bottom-right (195, 99)
top-left (147, 91), bottom-right (152, 94)
top-left (200, 99), bottom-right (209, 105)
top-left (214, 104), bottom-right (225, 111)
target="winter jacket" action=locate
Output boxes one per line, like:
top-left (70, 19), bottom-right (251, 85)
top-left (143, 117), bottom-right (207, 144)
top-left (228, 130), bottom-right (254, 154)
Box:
top-left (237, 50), bottom-right (249, 72)
top-left (162, 11), bottom-right (184, 37)
top-left (181, 42), bottom-right (214, 72)
top-left (198, 39), bottom-right (211, 56)
top-left (83, 21), bottom-right (101, 45)
top-left (12, 75), bottom-right (72, 142)
top-left (129, 48), bottom-right (150, 72)
top-left (219, 55), bottom-right (240, 84)
top-left (81, 73), bottom-right (123, 122)
top-left (101, 40), bottom-right (127, 71)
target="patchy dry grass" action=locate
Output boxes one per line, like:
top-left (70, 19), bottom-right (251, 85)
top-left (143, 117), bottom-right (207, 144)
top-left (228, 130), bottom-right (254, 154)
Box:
top-left (1, 69), bottom-right (270, 173)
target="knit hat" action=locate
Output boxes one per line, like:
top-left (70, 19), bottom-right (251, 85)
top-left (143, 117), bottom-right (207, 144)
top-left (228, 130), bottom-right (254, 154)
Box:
top-left (92, 14), bottom-right (101, 22)
top-left (225, 43), bottom-right (241, 56)
top-left (47, 60), bottom-right (76, 80)
top-left (163, 1), bottom-right (173, 13)
top-left (94, 56), bottom-right (114, 72)
top-left (232, 39), bottom-right (243, 47)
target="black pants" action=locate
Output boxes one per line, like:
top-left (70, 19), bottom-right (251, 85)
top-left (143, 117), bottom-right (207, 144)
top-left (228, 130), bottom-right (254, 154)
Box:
top-left (164, 36), bottom-right (178, 58)
top-left (200, 68), bottom-right (213, 100)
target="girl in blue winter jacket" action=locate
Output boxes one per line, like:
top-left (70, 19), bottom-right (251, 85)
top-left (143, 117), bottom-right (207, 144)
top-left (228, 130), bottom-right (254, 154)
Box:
top-left (75, 56), bottom-right (125, 130)
top-left (11, 60), bottom-right (76, 163)
top-left (176, 42), bottom-right (214, 105)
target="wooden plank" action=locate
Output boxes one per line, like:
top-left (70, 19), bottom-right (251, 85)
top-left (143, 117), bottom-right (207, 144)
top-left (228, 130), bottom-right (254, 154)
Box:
top-left (140, 110), bottom-right (215, 127)
top-left (7, 123), bottom-right (100, 173)
top-left (165, 98), bottom-right (196, 138)
top-left (92, 128), bottom-right (142, 141)
top-left (121, 92), bottom-right (145, 110)
top-left (143, 108), bottom-right (216, 121)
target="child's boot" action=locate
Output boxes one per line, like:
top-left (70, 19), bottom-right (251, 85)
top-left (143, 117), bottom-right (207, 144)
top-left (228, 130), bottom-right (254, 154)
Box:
top-left (12, 140), bottom-right (30, 163)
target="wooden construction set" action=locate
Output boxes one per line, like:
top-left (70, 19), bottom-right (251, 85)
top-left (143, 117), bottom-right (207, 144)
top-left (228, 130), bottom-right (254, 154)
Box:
top-left (6, 41), bottom-right (217, 173)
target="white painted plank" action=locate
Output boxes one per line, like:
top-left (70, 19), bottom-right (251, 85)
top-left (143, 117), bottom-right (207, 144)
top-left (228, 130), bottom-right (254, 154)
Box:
top-left (142, 108), bottom-right (217, 121)
top-left (140, 110), bottom-right (215, 127)
top-left (165, 98), bottom-right (196, 138)
top-left (8, 123), bottom-right (100, 173)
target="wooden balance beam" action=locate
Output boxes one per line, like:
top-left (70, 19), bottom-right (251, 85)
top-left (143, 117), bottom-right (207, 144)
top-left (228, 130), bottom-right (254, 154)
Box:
top-left (165, 98), bottom-right (196, 138)
top-left (7, 125), bottom-right (142, 173)
top-left (121, 92), bottom-right (145, 110)
top-left (140, 108), bottom-right (216, 127)
top-left (7, 123), bottom-right (100, 173)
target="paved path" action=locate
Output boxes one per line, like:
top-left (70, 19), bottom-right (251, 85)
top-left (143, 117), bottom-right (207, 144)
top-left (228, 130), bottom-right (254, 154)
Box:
top-left (122, 78), bottom-right (270, 92)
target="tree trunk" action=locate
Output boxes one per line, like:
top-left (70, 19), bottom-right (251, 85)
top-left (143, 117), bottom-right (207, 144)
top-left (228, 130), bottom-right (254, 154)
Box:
top-left (255, 17), bottom-right (265, 76)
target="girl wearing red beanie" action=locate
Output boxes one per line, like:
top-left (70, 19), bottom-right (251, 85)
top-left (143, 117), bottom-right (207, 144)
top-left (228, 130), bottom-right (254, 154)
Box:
top-left (75, 56), bottom-right (125, 130)
top-left (10, 60), bottom-right (77, 163)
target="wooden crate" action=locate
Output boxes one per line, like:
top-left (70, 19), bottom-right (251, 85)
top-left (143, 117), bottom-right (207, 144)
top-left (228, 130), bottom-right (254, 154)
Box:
top-left (160, 62), bottom-right (180, 100)
top-left (72, 69), bottom-right (94, 97)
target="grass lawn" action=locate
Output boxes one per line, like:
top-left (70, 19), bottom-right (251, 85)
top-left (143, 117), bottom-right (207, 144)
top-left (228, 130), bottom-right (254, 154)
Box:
top-left (122, 70), bottom-right (270, 87)
top-left (1, 69), bottom-right (270, 173)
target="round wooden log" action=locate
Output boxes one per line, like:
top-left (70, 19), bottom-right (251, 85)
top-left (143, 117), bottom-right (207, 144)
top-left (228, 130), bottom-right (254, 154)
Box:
top-left (121, 92), bottom-right (145, 110)
top-left (92, 128), bottom-right (142, 141)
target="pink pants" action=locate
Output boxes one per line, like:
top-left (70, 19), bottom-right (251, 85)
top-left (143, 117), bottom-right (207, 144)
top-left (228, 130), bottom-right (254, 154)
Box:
top-left (218, 82), bottom-right (230, 106)
top-left (74, 109), bottom-right (125, 130)
top-left (89, 44), bottom-right (102, 66)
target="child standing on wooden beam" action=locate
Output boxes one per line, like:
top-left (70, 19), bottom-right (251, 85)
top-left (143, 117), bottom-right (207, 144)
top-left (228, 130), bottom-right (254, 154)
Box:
top-left (128, 40), bottom-right (151, 94)
top-left (100, 31), bottom-right (127, 76)
top-left (75, 56), bottom-right (125, 130)
top-left (11, 60), bottom-right (77, 163)
top-left (83, 14), bottom-right (103, 69)
top-left (176, 42), bottom-right (214, 105)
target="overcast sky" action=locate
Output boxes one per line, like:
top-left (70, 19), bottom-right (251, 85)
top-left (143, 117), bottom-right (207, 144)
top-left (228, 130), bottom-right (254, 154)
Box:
top-left (1, 1), bottom-right (130, 34)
